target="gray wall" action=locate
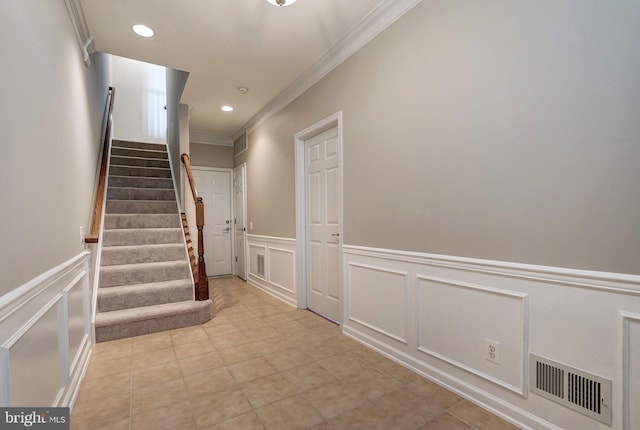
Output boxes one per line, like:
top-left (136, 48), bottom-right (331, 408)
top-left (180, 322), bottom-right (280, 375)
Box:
top-left (239, 0), bottom-right (640, 275)
top-left (0, 0), bottom-right (111, 296)
top-left (191, 143), bottom-right (234, 169)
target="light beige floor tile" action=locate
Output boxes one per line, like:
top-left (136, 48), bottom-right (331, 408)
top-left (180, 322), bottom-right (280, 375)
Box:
top-left (239, 326), bottom-right (281, 343)
top-left (183, 366), bottom-right (237, 398)
top-left (264, 347), bottom-right (314, 372)
top-left (232, 318), bottom-right (270, 331)
top-left (346, 343), bottom-right (385, 364)
top-left (173, 338), bottom-right (216, 359)
top-left (91, 338), bottom-right (133, 360)
top-left (259, 335), bottom-right (297, 354)
top-left (178, 350), bottom-right (225, 376)
top-left (317, 352), bottom-right (372, 379)
top-left (406, 377), bottom-right (464, 409)
top-left (132, 332), bottom-right (173, 354)
top-left (417, 412), bottom-right (474, 430)
top-left (450, 400), bottom-right (520, 430)
top-left (281, 362), bottom-right (338, 391)
top-left (83, 355), bottom-right (132, 381)
top-left (209, 331), bottom-right (252, 350)
top-left (329, 403), bottom-right (393, 430)
top-left (131, 377), bottom-right (189, 416)
top-left (241, 373), bottom-right (300, 408)
top-left (192, 387), bottom-right (253, 428)
top-left (340, 367), bottom-right (402, 401)
top-left (169, 326), bottom-right (209, 345)
top-left (372, 387), bottom-right (444, 429)
top-left (131, 346), bottom-right (177, 370)
top-left (303, 380), bottom-right (370, 419)
top-left (273, 320), bottom-right (308, 334)
top-left (372, 357), bottom-right (421, 384)
top-left (202, 412), bottom-right (265, 430)
top-left (91, 418), bottom-right (130, 430)
top-left (131, 360), bottom-right (183, 390)
top-left (204, 322), bottom-right (240, 337)
top-left (131, 400), bottom-right (196, 430)
top-left (261, 312), bottom-right (298, 326)
top-left (228, 356), bottom-right (277, 383)
top-left (255, 395), bottom-right (326, 430)
top-left (301, 338), bottom-right (349, 360)
top-left (70, 394), bottom-right (130, 429)
top-left (75, 371), bottom-right (130, 405)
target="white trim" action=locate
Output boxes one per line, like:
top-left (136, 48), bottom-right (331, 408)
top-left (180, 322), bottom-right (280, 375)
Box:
top-left (344, 244), bottom-right (640, 295)
top-left (294, 112), bottom-right (344, 320)
top-left (235, 0), bottom-right (422, 138)
top-left (618, 311), bottom-right (640, 430)
top-left (233, 163), bottom-right (248, 280)
top-left (64, 0), bottom-right (94, 65)
top-left (190, 133), bottom-right (233, 146)
top-left (246, 234), bottom-right (296, 246)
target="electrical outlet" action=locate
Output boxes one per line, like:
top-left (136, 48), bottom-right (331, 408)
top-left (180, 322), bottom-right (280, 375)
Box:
top-left (484, 339), bottom-right (500, 365)
top-left (249, 221), bottom-right (253, 231)
top-left (80, 226), bottom-right (85, 243)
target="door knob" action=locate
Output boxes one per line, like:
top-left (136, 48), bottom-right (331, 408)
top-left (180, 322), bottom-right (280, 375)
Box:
top-left (331, 233), bottom-right (340, 237)
top-left (223, 227), bottom-right (230, 232)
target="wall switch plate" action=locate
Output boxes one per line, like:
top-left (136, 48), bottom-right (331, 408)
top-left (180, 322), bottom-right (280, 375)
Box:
top-left (249, 221), bottom-right (253, 230)
top-left (80, 226), bottom-right (85, 243)
top-left (485, 339), bottom-right (501, 365)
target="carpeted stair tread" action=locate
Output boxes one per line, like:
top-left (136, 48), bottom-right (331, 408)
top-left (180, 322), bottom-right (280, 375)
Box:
top-left (104, 214), bottom-right (181, 229)
top-left (107, 187), bottom-right (176, 201)
top-left (110, 156), bottom-right (170, 169)
top-left (97, 279), bottom-right (194, 312)
top-left (107, 175), bottom-right (174, 189)
top-left (111, 147), bottom-right (169, 159)
top-left (100, 260), bottom-right (191, 288)
top-left (103, 228), bottom-right (183, 246)
top-left (112, 140), bottom-right (167, 151)
top-left (95, 299), bottom-right (212, 342)
top-left (101, 243), bottom-right (187, 266)
top-left (105, 199), bottom-right (178, 214)
top-left (109, 165), bottom-right (172, 178)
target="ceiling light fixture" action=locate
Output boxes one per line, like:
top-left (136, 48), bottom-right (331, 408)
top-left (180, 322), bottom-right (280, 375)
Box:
top-left (132, 24), bottom-right (154, 38)
top-left (221, 105), bottom-right (234, 112)
top-left (265, 0), bottom-right (297, 7)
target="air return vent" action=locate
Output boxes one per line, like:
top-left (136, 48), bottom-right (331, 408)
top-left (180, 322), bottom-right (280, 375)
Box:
top-left (257, 254), bottom-right (265, 278)
top-left (530, 354), bottom-right (611, 425)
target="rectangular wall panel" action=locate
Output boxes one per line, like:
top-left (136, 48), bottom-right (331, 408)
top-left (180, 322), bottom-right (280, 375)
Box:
top-left (268, 247), bottom-right (295, 293)
top-left (249, 244), bottom-right (267, 280)
top-left (621, 312), bottom-right (640, 430)
top-left (416, 275), bottom-right (528, 394)
top-left (348, 262), bottom-right (409, 344)
top-left (66, 276), bottom-right (86, 374)
top-left (7, 298), bottom-right (63, 406)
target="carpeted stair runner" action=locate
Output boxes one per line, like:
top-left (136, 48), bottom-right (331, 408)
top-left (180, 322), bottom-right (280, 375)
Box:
top-left (95, 140), bottom-right (211, 342)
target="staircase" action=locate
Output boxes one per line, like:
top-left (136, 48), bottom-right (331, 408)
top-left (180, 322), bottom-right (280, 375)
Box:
top-left (95, 140), bottom-right (211, 342)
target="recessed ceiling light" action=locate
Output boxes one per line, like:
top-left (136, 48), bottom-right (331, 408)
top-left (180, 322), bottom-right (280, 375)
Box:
top-left (132, 24), bottom-right (154, 38)
top-left (221, 105), bottom-right (234, 112)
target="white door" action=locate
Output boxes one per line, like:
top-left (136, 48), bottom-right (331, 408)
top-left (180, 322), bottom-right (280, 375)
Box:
top-left (305, 126), bottom-right (341, 322)
top-left (233, 164), bottom-right (247, 280)
top-left (193, 169), bottom-right (232, 277)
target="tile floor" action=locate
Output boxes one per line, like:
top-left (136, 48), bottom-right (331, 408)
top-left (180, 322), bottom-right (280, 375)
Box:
top-left (71, 276), bottom-right (520, 430)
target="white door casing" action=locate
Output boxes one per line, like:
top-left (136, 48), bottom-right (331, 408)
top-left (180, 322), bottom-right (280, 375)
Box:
top-left (296, 114), bottom-right (343, 323)
top-left (193, 169), bottom-right (233, 277)
top-left (234, 164), bottom-right (247, 280)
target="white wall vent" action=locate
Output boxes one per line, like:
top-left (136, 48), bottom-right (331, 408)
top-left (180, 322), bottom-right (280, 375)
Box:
top-left (530, 354), bottom-right (612, 425)
top-left (234, 132), bottom-right (248, 157)
top-left (256, 254), bottom-right (265, 278)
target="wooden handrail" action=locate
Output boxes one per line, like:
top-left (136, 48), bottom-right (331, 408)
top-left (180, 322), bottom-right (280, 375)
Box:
top-left (181, 153), bottom-right (209, 301)
top-left (85, 87), bottom-right (115, 244)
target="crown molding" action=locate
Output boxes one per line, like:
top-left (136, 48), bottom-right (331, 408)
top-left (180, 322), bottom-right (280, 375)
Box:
top-left (233, 0), bottom-right (422, 139)
top-left (64, 0), bottom-right (95, 65)
top-left (190, 133), bottom-right (234, 147)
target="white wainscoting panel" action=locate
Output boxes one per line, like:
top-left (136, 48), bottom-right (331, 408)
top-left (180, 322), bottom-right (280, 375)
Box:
top-left (416, 275), bottom-right (527, 395)
top-left (620, 311), bottom-right (640, 430)
top-left (347, 262), bottom-right (409, 345)
top-left (0, 252), bottom-right (92, 408)
top-left (343, 245), bottom-right (640, 430)
top-left (247, 235), bottom-right (297, 307)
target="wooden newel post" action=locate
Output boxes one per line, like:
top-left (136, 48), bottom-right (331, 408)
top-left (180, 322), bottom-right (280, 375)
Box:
top-left (195, 197), bottom-right (209, 301)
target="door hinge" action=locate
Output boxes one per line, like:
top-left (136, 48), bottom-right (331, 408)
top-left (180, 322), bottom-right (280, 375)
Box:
top-left (235, 256), bottom-right (238, 262)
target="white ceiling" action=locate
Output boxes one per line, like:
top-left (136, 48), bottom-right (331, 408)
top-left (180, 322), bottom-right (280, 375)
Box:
top-left (80, 0), bottom-right (389, 142)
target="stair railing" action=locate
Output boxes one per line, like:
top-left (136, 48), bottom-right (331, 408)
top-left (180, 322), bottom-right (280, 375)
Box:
top-left (85, 86), bottom-right (115, 244)
top-left (181, 153), bottom-right (209, 301)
